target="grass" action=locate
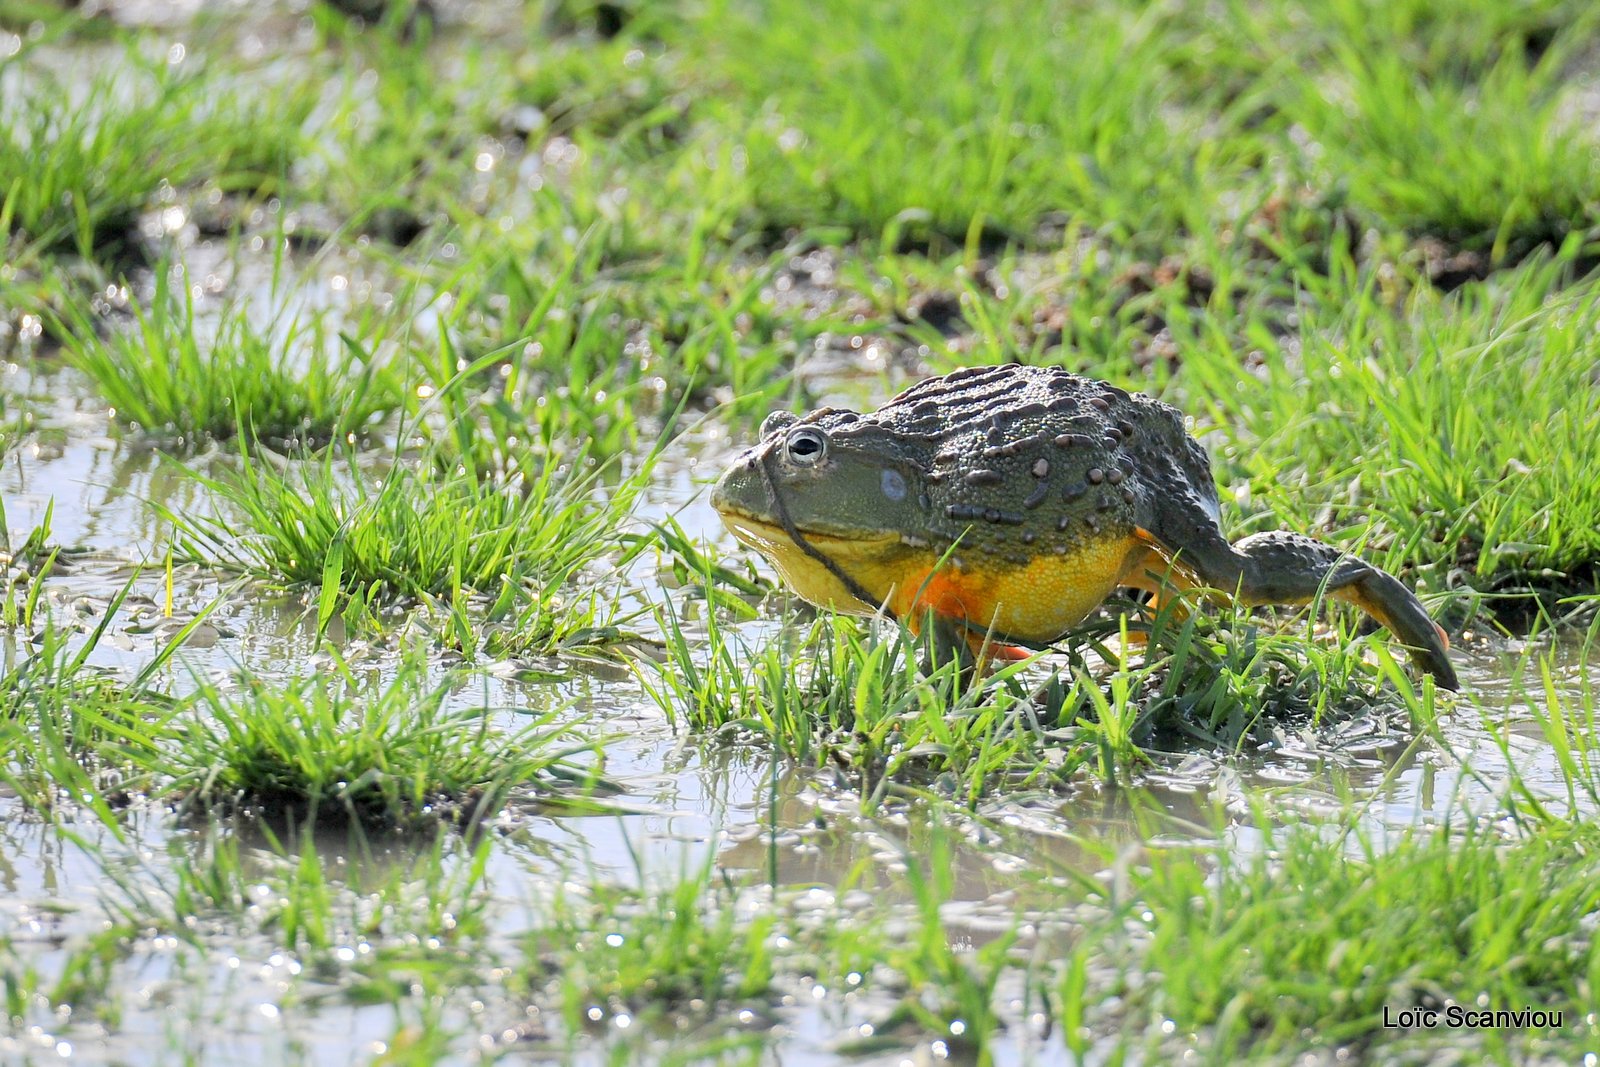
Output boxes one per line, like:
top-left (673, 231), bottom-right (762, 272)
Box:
top-left (127, 649), bottom-right (605, 827)
top-left (166, 433), bottom-right (645, 653)
top-left (29, 0), bottom-right (1596, 600)
top-left (829, 829), bottom-right (1021, 1062)
top-left (55, 268), bottom-right (408, 446)
top-left (109, 823), bottom-right (496, 959)
top-left (437, 226), bottom-right (865, 456)
top-left (1108, 815), bottom-right (1600, 1061)
top-left (1466, 616), bottom-right (1600, 820)
top-left (0, 43), bottom-right (310, 260)
top-left (0, 384), bottom-right (29, 456)
top-left (689, 0), bottom-right (1293, 248)
top-left (0, 822), bottom-right (499, 1056)
top-left (1284, 35), bottom-right (1600, 253)
top-left (0, 577), bottom-right (198, 818)
top-left (7, 643), bottom-right (1600, 1064)
top-left (520, 852), bottom-right (776, 1033)
top-left (299, 17), bottom-right (517, 244)
top-left (642, 589), bottom-right (1069, 803)
top-left (1178, 253), bottom-right (1600, 592)
top-left (643, 544), bottom-right (1425, 801)
top-left (0, 616), bottom-right (154, 814)
top-left (0, 596), bottom-right (605, 830)
top-left (0, 497), bottom-right (58, 626)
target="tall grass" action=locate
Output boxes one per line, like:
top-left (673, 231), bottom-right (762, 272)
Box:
top-left (1286, 40), bottom-right (1599, 251)
top-left (687, 0), bottom-right (1252, 244)
top-left (1179, 254), bottom-right (1600, 589)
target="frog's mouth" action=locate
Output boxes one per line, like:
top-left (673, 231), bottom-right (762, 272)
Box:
top-left (717, 507), bottom-right (900, 557)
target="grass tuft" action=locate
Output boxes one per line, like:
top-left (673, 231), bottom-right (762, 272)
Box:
top-left (642, 592), bottom-right (1071, 804)
top-left (132, 650), bottom-right (602, 827)
top-left (57, 271), bottom-right (406, 446)
top-left (166, 436), bottom-right (643, 652)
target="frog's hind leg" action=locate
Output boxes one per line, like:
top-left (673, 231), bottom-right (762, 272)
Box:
top-left (1172, 529), bottom-right (1458, 690)
top-left (1234, 532), bottom-right (1455, 687)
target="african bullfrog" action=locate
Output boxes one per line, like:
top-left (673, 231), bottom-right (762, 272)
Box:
top-left (710, 363), bottom-right (1458, 690)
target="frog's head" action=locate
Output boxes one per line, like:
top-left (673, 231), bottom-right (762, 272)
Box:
top-left (710, 408), bottom-right (933, 610)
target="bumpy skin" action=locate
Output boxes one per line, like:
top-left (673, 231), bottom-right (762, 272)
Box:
top-left (711, 363), bottom-right (1458, 689)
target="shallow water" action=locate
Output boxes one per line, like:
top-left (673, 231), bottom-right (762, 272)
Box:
top-left (2, 330), bottom-right (1596, 1063)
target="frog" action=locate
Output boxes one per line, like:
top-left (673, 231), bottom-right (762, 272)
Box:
top-left (710, 362), bottom-right (1458, 690)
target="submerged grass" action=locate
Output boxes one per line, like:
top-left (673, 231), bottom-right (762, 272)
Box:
top-left (521, 853), bottom-right (776, 1032)
top-left (835, 829), bottom-right (1021, 1062)
top-left (109, 823), bottom-right (495, 960)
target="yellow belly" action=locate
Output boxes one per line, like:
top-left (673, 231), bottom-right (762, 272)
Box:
top-left (884, 537), bottom-right (1146, 643)
top-left (720, 511), bottom-right (1144, 643)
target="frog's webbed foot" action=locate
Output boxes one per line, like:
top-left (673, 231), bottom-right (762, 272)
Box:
top-left (1228, 531), bottom-right (1458, 691)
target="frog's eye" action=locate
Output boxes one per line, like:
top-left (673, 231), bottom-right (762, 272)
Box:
top-left (784, 427), bottom-right (828, 465)
top-left (760, 411), bottom-right (799, 439)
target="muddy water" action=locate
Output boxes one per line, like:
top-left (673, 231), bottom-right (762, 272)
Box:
top-left (1, 288), bottom-right (1595, 1063)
